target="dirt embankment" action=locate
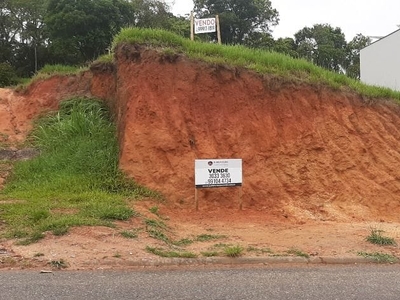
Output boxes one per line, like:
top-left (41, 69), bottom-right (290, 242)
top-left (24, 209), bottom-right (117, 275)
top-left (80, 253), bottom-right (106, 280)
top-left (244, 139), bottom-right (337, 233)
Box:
top-left (2, 44), bottom-right (400, 223)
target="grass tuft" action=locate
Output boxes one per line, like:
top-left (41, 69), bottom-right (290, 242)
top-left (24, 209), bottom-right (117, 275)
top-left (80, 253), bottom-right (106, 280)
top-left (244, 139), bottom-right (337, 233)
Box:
top-left (224, 245), bottom-right (244, 257)
top-left (357, 251), bottom-right (398, 263)
top-left (287, 248), bottom-right (310, 259)
top-left (366, 229), bottom-right (397, 246)
top-left (145, 246), bottom-right (197, 258)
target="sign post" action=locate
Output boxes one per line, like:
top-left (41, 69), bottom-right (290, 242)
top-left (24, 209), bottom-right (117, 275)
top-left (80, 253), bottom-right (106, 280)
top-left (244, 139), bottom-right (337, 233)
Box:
top-left (195, 159), bottom-right (243, 210)
top-left (190, 13), bottom-right (221, 44)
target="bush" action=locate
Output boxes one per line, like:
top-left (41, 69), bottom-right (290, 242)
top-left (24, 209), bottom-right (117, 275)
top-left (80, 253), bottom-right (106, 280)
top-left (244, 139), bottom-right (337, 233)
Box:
top-left (0, 62), bottom-right (18, 87)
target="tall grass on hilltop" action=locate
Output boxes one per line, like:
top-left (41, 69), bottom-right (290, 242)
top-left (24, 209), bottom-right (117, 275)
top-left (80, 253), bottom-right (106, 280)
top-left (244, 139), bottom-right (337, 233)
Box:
top-left (0, 97), bottom-right (158, 244)
top-left (112, 28), bottom-right (400, 102)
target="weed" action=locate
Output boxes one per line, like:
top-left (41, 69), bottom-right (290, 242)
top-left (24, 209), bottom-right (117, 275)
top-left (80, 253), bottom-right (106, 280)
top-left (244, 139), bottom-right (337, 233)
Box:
top-left (52, 226), bottom-right (69, 236)
top-left (17, 232), bottom-right (45, 245)
top-left (366, 229), bottom-right (397, 246)
top-left (247, 246), bottom-right (274, 254)
top-left (172, 238), bottom-right (193, 246)
top-left (145, 218), bottom-right (167, 229)
top-left (213, 243), bottom-right (231, 248)
top-left (145, 246), bottom-right (197, 258)
top-left (48, 259), bottom-right (68, 269)
top-left (196, 234), bottom-right (226, 242)
top-left (149, 206), bottom-right (159, 215)
top-left (113, 253), bottom-right (122, 258)
top-left (33, 253), bottom-right (44, 257)
top-left (120, 229), bottom-right (140, 239)
top-left (201, 251), bottom-right (219, 257)
top-left (147, 228), bottom-right (170, 243)
top-left (224, 245), bottom-right (244, 257)
top-left (357, 251), bottom-right (398, 263)
top-left (287, 249), bottom-right (310, 259)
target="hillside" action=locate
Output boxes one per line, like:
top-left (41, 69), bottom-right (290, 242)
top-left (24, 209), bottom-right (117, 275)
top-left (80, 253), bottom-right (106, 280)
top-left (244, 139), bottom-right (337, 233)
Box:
top-left (2, 41), bottom-right (400, 224)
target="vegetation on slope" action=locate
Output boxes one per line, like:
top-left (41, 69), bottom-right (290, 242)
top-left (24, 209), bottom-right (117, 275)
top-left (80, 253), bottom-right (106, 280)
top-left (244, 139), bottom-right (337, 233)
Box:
top-left (113, 28), bottom-right (400, 101)
top-left (0, 98), bottom-right (159, 244)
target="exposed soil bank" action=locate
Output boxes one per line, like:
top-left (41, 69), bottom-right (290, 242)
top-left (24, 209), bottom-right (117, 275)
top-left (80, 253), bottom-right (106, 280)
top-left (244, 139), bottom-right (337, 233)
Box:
top-left (2, 45), bottom-right (400, 223)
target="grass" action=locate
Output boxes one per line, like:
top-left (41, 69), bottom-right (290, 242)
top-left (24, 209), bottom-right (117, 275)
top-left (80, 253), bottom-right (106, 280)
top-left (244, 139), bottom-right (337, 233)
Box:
top-left (195, 234), bottom-right (226, 242)
top-left (112, 28), bottom-right (400, 102)
top-left (0, 97), bottom-right (159, 244)
top-left (201, 251), bottom-right (219, 257)
top-left (287, 248), bottom-right (310, 259)
top-left (357, 251), bottom-right (398, 263)
top-left (48, 259), bottom-right (68, 269)
top-left (120, 229), bottom-right (140, 239)
top-left (366, 229), bottom-right (397, 246)
top-left (15, 64), bottom-right (89, 91)
top-left (247, 246), bottom-right (274, 255)
top-left (145, 246), bottom-right (197, 258)
top-left (223, 245), bottom-right (244, 257)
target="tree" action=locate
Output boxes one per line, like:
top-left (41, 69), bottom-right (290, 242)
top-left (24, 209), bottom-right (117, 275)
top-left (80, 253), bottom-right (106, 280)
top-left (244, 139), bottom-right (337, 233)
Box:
top-left (273, 37), bottom-right (298, 58)
top-left (345, 34), bottom-right (371, 79)
top-left (45, 0), bottom-right (132, 63)
top-left (0, 0), bottom-right (48, 76)
top-left (294, 24), bottom-right (347, 73)
top-left (193, 0), bottom-right (279, 45)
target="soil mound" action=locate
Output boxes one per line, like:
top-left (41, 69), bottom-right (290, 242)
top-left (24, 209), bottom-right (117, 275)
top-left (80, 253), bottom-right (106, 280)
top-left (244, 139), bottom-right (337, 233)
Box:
top-left (2, 45), bottom-right (400, 222)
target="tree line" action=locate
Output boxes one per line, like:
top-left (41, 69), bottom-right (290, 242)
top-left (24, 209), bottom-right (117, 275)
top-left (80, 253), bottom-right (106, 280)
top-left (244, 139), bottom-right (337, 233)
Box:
top-left (1, 0), bottom-right (371, 87)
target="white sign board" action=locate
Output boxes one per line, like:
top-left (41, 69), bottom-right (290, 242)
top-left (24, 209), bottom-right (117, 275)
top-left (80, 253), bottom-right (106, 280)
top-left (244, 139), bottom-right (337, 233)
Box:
top-left (194, 18), bottom-right (216, 34)
top-left (195, 159), bottom-right (242, 188)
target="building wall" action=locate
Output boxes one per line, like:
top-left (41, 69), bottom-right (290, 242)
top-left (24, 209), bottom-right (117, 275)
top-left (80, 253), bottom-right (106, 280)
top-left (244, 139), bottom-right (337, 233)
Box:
top-left (360, 29), bottom-right (400, 91)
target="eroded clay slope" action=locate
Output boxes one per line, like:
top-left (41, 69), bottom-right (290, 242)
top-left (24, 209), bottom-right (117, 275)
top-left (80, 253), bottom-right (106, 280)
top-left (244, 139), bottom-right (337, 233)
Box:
top-left (112, 45), bottom-right (400, 221)
top-left (0, 73), bottom-right (92, 144)
top-left (1, 45), bottom-right (400, 222)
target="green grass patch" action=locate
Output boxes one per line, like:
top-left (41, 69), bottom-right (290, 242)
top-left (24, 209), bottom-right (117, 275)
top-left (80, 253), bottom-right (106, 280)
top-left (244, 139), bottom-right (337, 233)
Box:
top-left (223, 245), bottom-right (244, 257)
top-left (287, 248), bottom-right (310, 259)
top-left (201, 251), bottom-right (219, 257)
top-left (247, 246), bottom-right (274, 254)
top-left (145, 246), bottom-right (197, 258)
top-left (113, 28), bottom-right (400, 102)
top-left (93, 54), bottom-right (114, 64)
top-left (366, 229), bottom-right (397, 246)
top-left (0, 97), bottom-right (158, 243)
top-left (357, 251), bottom-right (398, 263)
top-left (172, 238), bottom-right (193, 246)
top-left (195, 234), bottom-right (226, 242)
top-left (15, 64), bottom-right (89, 91)
top-left (120, 229), bottom-right (140, 239)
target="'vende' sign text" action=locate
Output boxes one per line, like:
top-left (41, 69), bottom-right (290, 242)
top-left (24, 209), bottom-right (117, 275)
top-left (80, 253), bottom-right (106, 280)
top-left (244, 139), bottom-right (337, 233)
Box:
top-left (195, 159), bottom-right (242, 188)
top-left (194, 18), bottom-right (216, 34)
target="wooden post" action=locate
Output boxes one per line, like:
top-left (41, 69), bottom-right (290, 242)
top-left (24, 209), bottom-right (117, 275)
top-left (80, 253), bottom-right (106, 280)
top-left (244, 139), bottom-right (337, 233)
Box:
top-left (195, 187), bottom-right (198, 211)
top-left (190, 11), bottom-right (194, 41)
top-left (239, 186), bottom-right (243, 210)
top-left (216, 15), bottom-right (222, 45)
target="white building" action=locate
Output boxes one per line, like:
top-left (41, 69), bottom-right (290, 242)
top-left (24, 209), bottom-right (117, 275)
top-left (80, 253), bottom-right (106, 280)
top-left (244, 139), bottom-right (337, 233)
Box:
top-left (360, 29), bottom-right (400, 91)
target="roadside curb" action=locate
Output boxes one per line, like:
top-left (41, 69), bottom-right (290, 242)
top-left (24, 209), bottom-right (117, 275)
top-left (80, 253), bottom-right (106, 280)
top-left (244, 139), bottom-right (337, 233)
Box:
top-left (100, 256), bottom-right (381, 268)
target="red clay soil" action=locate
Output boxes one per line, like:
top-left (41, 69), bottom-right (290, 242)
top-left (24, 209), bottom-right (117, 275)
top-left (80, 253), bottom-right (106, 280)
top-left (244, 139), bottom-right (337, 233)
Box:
top-left (1, 45), bottom-right (400, 270)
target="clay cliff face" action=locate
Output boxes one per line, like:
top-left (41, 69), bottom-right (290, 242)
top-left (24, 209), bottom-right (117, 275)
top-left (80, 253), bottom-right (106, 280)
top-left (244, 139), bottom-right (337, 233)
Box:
top-left (2, 44), bottom-right (400, 221)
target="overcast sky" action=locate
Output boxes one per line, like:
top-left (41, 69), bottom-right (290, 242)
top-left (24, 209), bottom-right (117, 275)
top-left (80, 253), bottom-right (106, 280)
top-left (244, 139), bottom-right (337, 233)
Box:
top-left (168, 0), bottom-right (400, 41)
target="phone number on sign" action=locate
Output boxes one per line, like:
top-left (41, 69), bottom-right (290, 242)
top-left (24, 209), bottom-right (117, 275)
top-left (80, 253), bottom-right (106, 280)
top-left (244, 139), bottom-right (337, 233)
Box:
top-left (207, 178), bottom-right (232, 184)
top-left (208, 173), bottom-right (231, 179)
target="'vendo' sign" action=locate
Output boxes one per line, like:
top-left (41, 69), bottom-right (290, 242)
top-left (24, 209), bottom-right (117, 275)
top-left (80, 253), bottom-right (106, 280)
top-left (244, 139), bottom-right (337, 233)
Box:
top-left (194, 18), bottom-right (216, 34)
top-left (195, 159), bottom-right (242, 188)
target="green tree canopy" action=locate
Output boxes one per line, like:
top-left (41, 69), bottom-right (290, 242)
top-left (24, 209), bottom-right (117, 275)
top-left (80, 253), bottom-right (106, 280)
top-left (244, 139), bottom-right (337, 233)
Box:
top-left (45, 0), bottom-right (132, 63)
top-left (345, 33), bottom-right (371, 79)
top-left (193, 0), bottom-right (279, 44)
top-left (0, 0), bottom-right (49, 76)
top-left (294, 24), bottom-right (347, 73)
